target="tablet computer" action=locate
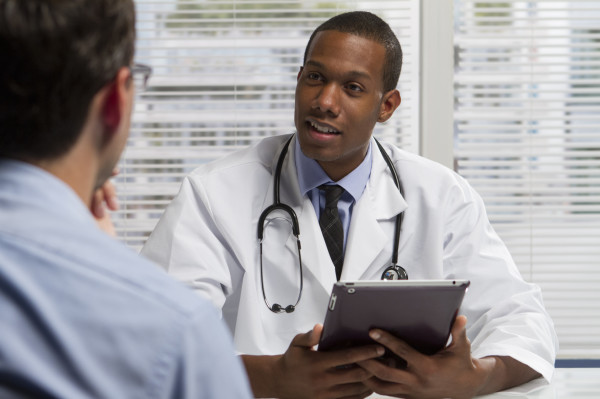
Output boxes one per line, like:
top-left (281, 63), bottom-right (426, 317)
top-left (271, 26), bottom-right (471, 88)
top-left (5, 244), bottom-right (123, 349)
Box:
top-left (318, 280), bottom-right (470, 358)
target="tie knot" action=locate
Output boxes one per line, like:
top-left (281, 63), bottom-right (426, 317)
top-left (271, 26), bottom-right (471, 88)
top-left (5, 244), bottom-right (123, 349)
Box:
top-left (319, 184), bottom-right (344, 208)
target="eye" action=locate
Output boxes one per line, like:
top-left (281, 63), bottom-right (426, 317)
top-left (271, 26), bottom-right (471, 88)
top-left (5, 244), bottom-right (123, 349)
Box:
top-left (307, 72), bottom-right (322, 81)
top-left (346, 83), bottom-right (364, 93)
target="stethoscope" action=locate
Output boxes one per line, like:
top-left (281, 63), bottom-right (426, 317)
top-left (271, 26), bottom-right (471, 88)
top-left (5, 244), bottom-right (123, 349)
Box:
top-left (257, 135), bottom-right (408, 314)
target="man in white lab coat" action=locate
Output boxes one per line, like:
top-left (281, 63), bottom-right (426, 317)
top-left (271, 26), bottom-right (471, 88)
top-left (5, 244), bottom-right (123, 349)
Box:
top-left (142, 11), bottom-right (558, 399)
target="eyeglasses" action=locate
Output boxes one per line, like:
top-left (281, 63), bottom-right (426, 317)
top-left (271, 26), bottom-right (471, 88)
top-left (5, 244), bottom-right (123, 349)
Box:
top-left (129, 63), bottom-right (152, 91)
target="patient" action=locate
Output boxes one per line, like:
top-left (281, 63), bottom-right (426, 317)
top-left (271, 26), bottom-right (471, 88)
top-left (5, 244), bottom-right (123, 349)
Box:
top-left (0, 0), bottom-right (251, 397)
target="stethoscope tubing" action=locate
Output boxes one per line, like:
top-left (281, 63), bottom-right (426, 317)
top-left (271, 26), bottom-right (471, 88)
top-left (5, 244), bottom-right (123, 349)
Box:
top-left (258, 135), bottom-right (407, 313)
top-left (374, 139), bottom-right (404, 268)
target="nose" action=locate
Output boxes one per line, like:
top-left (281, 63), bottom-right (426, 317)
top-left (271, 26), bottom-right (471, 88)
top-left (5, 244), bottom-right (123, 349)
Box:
top-left (313, 83), bottom-right (340, 116)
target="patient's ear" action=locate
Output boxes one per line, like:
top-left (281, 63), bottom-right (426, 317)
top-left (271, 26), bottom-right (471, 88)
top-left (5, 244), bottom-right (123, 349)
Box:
top-left (101, 67), bottom-right (131, 133)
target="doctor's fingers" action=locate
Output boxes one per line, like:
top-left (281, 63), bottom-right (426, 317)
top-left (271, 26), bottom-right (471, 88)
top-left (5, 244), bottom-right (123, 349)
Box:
top-left (320, 344), bottom-right (386, 369)
top-left (291, 324), bottom-right (323, 349)
top-left (361, 375), bottom-right (416, 399)
top-left (367, 329), bottom-right (424, 367)
top-left (319, 381), bottom-right (373, 399)
top-left (448, 315), bottom-right (470, 351)
top-left (356, 358), bottom-right (416, 386)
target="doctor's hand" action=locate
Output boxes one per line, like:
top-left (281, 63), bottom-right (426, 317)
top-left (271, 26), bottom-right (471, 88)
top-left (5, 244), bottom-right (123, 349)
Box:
top-left (356, 315), bottom-right (541, 399)
top-left (356, 315), bottom-right (485, 399)
top-left (244, 324), bottom-right (385, 399)
top-left (276, 324), bottom-right (385, 399)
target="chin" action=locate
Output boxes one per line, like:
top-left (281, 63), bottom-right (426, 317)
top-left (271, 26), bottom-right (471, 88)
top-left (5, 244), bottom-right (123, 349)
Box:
top-left (306, 152), bottom-right (341, 165)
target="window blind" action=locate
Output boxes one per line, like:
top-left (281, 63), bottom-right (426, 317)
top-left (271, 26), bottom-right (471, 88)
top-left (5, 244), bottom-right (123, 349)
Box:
top-left (454, 0), bottom-right (600, 358)
top-left (114, 0), bottom-right (420, 250)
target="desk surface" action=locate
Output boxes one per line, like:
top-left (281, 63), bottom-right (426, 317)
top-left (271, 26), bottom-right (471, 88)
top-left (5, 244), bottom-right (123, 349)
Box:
top-left (479, 368), bottom-right (600, 398)
top-left (370, 368), bottom-right (600, 398)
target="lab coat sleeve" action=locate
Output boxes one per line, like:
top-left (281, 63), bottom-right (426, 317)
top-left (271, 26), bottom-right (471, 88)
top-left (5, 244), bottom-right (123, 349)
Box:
top-left (441, 175), bottom-right (558, 382)
top-left (141, 176), bottom-right (236, 312)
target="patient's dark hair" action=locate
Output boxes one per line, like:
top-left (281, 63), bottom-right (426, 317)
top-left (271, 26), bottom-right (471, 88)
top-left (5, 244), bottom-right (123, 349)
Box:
top-left (0, 0), bottom-right (135, 161)
top-left (303, 11), bottom-right (402, 92)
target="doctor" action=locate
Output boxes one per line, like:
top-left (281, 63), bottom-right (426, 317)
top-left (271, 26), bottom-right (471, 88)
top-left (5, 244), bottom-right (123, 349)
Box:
top-left (142, 11), bottom-right (558, 399)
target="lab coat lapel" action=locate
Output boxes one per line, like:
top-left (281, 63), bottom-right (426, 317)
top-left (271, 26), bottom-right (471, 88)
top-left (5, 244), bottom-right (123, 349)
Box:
top-left (340, 141), bottom-right (408, 281)
top-left (261, 135), bottom-right (336, 295)
top-left (341, 194), bottom-right (387, 281)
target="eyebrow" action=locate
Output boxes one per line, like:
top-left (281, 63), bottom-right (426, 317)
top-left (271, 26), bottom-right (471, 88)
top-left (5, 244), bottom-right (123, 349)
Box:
top-left (305, 60), bottom-right (373, 82)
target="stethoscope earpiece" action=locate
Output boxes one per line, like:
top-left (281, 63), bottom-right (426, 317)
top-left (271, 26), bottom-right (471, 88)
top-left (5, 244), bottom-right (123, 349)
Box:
top-left (271, 303), bottom-right (282, 312)
top-left (270, 303), bottom-right (297, 314)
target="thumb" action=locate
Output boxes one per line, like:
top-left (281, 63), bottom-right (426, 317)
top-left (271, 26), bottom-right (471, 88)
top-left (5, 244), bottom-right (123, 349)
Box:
top-left (292, 324), bottom-right (323, 349)
top-left (450, 315), bottom-right (469, 348)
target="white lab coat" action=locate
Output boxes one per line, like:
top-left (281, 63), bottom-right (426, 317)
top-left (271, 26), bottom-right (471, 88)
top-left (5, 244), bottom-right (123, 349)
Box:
top-left (142, 134), bottom-right (558, 381)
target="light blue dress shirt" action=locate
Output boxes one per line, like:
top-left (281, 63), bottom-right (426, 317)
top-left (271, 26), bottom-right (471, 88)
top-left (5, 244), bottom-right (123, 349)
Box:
top-left (0, 160), bottom-right (252, 399)
top-left (295, 139), bottom-right (372, 252)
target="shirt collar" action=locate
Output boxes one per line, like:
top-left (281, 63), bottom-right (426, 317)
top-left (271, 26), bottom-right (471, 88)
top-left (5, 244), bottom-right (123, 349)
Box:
top-left (294, 136), bottom-right (372, 203)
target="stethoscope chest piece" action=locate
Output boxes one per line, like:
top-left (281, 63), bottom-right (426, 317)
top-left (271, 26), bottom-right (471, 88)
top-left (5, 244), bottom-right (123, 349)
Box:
top-left (381, 264), bottom-right (408, 280)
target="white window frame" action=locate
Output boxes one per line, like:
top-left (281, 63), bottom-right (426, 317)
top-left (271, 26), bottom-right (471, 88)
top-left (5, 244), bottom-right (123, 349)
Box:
top-left (420, 0), bottom-right (455, 169)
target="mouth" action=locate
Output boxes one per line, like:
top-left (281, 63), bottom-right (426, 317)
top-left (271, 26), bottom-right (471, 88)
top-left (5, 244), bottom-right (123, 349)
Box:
top-left (306, 119), bottom-right (341, 135)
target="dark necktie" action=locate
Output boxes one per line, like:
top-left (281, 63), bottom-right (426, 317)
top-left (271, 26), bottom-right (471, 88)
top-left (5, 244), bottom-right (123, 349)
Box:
top-left (319, 184), bottom-right (345, 280)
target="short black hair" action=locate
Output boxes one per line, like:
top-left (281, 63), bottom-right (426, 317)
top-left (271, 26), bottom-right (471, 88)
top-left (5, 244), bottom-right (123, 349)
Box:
top-left (303, 11), bottom-right (402, 93)
top-left (0, 0), bottom-right (135, 161)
